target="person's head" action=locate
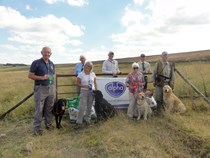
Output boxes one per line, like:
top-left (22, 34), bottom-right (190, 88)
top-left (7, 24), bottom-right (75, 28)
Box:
top-left (79, 55), bottom-right (86, 64)
top-left (132, 62), bottom-right (139, 73)
top-left (84, 61), bottom-right (93, 73)
top-left (161, 51), bottom-right (168, 62)
top-left (108, 51), bottom-right (114, 60)
top-left (140, 53), bottom-right (146, 62)
top-left (41, 46), bottom-right (51, 61)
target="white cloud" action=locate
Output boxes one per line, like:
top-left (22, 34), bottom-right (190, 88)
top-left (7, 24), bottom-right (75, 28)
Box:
top-left (67, 0), bottom-right (88, 7)
top-left (44, 0), bottom-right (88, 7)
top-left (0, 6), bottom-right (84, 64)
top-left (100, 45), bottom-right (106, 50)
top-left (44, 0), bottom-right (64, 4)
top-left (121, 7), bottom-right (145, 26)
top-left (112, 0), bottom-right (210, 55)
top-left (68, 40), bottom-right (82, 46)
top-left (25, 5), bottom-right (31, 10)
top-left (133, 0), bottom-right (144, 6)
top-left (0, 44), bottom-right (18, 50)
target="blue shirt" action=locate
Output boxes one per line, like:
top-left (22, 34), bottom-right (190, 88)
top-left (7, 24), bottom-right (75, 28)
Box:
top-left (74, 63), bottom-right (84, 75)
top-left (29, 58), bottom-right (55, 85)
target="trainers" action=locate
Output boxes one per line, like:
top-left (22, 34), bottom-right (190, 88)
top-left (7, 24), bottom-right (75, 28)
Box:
top-left (74, 123), bottom-right (82, 130)
top-left (46, 124), bottom-right (54, 131)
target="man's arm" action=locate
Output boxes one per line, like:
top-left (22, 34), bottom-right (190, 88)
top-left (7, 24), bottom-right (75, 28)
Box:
top-left (147, 62), bottom-right (152, 73)
top-left (74, 64), bottom-right (80, 75)
top-left (115, 60), bottom-right (121, 73)
top-left (28, 72), bottom-right (48, 80)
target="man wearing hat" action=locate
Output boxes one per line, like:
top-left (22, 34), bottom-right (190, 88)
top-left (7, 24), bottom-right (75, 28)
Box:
top-left (137, 53), bottom-right (151, 91)
top-left (102, 51), bottom-right (121, 76)
top-left (152, 51), bottom-right (175, 114)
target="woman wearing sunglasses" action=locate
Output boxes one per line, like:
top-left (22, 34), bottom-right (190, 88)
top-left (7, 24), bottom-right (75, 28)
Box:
top-left (125, 62), bottom-right (145, 119)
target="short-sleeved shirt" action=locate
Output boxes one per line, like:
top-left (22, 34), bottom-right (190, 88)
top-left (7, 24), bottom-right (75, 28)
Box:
top-left (77, 71), bottom-right (96, 90)
top-left (126, 72), bottom-right (144, 94)
top-left (29, 58), bottom-right (55, 85)
top-left (137, 61), bottom-right (151, 74)
top-left (74, 63), bottom-right (84, 75)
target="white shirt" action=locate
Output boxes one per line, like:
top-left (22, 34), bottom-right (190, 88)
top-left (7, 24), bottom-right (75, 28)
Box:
top-left (77, 71), bottom-right (96, 90)
top-left (102, 59), bottom-right (120, 74)
top-left (137, 61), bottom-right (151, 74)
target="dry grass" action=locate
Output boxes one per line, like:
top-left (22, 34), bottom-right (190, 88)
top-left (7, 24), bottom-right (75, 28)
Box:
top-left (0, 51), bottom-right (210, 158)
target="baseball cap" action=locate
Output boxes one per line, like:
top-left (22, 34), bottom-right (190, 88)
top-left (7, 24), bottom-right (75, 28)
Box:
top-left (140, 53), bottom-right (145, 57)
top-left (162, 51), bottom-right (168, 56)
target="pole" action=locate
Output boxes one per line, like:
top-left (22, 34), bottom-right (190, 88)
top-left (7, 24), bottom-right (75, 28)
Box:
top-left (175, 68), bottom-right (210, 105)
top-left (0, 92), bottom-right (34, 120)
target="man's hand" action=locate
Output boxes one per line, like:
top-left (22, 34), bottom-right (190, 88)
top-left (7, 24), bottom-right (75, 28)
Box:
top-left (112, 72), bottom-right (118, 76)
top-left (43, 74), bottom-right (49, 80)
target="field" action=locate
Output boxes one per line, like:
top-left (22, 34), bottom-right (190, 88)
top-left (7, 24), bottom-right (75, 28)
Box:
top-left (0, 50), bottom-right (210, 158)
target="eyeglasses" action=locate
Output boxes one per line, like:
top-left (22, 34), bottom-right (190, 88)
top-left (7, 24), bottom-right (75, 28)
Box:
top-left (133, 67), bottom-right (138, 69)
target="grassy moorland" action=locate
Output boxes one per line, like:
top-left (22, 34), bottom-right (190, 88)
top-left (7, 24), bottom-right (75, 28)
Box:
top-left (0, 50), bottom-right (210, 158)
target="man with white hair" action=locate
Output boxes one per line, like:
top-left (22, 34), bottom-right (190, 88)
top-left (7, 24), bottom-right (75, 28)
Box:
top-left (102, 51), bottom-right (121, 77)
top-left (74, 55), bottom-right (86, 95)
top-left (28, 46), bottom-right (55, 136)
top-left (152, 51), bottom-right (175, 114)
top-left (74, 55), bottom-right (86, 76)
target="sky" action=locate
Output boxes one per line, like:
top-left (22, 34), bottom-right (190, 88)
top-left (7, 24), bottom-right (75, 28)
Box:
top-left (0, 0), bottom-right (210, 64)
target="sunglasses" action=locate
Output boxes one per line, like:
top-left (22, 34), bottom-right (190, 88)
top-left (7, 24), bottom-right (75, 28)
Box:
top-left (133, 67), bottom-right (138, 69)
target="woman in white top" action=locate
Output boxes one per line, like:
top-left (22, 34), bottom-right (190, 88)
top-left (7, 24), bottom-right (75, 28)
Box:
top-left (75, 61), bottom-right (97, 129)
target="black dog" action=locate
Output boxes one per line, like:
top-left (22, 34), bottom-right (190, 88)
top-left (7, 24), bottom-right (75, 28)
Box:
top-left (52, 99), bottom-right (66, 129)
top-left (93, 90), bottom-right (117, 121)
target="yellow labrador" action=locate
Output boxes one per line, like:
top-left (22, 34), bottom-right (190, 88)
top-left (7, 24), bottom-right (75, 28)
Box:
top-left (136, 92), bottom-right (152, 120)
top-left (163, 85), bottom-right (186, 114)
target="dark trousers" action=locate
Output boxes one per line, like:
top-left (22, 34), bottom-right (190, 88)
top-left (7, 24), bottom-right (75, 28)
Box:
top-left (143, 76), bottom-right (148, 90)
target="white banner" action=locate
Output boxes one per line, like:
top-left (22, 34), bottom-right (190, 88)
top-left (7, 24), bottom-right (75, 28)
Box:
top-left (96, 77), bottom-right (129, 109)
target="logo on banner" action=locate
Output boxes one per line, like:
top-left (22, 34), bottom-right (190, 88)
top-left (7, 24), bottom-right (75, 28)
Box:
top-left (105, 82), bottom-right (126, 98)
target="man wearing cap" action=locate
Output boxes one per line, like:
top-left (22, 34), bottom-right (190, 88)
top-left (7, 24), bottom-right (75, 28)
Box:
top-left (102, 51), bottom-right (121, 76)
top-left (74, 55), bottom-right (86, 95)
top-left (152, 51), bottom-right (175, 114)
top-left (137, 53), bottom-right (151, 91)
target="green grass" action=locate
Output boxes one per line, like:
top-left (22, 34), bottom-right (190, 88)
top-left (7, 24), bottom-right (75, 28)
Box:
top-left (0, 55), bottom-right (210, 158)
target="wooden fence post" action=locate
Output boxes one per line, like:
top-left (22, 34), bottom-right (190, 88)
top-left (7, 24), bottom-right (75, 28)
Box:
top-left (0, 92), bottom-right (34, 120)
top-left (175, 68), bottom-right (210, 105)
